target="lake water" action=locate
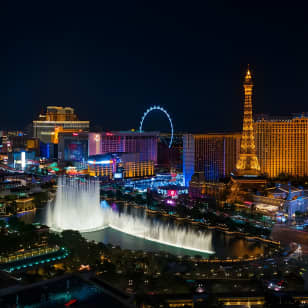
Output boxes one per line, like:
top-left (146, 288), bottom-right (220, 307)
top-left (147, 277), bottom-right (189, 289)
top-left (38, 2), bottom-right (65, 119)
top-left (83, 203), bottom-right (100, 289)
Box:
top-left (20, 208), bottom-right (267, 258)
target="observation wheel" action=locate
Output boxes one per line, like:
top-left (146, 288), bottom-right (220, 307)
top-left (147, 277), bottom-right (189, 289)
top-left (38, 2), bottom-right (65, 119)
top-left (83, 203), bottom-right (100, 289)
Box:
top-left (139, 106), bottom-right (174, 148)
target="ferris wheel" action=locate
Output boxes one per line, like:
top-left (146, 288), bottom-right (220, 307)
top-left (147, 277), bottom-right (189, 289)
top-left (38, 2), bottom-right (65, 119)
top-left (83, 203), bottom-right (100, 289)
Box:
top-left (139, 105), bottom-right (174, 148)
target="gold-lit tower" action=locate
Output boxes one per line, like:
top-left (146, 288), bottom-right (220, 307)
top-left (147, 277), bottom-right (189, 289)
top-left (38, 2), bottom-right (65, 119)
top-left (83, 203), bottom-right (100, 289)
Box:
top-left (235, 66), bottom-right (261, 176)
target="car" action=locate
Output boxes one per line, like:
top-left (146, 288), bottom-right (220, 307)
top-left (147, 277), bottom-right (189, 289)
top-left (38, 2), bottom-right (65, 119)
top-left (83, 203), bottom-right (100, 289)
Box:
top-left (267, 279), bottom-right (287, 291)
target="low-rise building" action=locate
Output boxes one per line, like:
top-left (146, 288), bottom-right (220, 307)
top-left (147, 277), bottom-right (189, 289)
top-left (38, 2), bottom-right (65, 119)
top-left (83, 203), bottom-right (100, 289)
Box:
top-left (16, 197), bottom-right (35, 212)
top-left (88, 153), bottom-right (154, 179)
top-left (189, 172), bottom-right (227, 200)
top-left (253, 184), bottom-right (308, 219)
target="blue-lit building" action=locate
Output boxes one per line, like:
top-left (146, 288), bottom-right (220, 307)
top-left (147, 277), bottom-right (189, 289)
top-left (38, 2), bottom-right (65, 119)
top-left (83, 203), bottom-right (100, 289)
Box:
top-left (183, 134), bottom-right (195, 186)
top-left (40, 142), bottom-right (57, 159)
top-left (7, 151), bottom-right (36, 169)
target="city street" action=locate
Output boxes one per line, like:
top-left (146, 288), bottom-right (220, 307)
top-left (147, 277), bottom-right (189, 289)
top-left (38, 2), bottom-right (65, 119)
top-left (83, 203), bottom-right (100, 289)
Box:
top-left (271, 224), bottom-right (308, 254)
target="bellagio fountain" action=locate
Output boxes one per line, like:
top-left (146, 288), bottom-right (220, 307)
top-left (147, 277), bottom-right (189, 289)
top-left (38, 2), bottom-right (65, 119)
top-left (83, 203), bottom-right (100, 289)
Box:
top-left (46, 177), bottom-right (214, 254)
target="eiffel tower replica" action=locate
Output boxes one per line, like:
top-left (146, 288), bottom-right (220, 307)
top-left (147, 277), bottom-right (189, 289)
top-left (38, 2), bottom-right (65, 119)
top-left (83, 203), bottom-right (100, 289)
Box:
top-left (228, 66), bottom-right (267, 202)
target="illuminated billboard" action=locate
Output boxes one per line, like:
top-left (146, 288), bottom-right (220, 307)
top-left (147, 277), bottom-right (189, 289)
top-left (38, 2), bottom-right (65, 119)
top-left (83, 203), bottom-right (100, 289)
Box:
top-left (114, 172), bottom-right (123, 179)
top-left (64, 139), bottom-right (88, 161)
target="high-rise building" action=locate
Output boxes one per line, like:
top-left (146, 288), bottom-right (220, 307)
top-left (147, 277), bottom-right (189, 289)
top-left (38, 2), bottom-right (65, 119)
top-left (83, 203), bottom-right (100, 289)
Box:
top-left (33, 106), bottom-right (90, 144)
top-left (88, 131), bottom-right (158, 164)
top-left (38, 106), bottom-right (78, 121)
top-left (158, 133), bottom-right (183, 171)
top-left (183, 133), bottom-right (241, 186)
top-left (254, 114), bottom-right (308, 178)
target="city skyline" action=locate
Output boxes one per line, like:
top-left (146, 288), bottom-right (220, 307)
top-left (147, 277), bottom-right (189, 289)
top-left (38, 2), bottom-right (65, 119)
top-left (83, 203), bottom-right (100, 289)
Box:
top-left (2, 3), bottom-right (308, 307)
top-left (1, 2), bottom-right (308, 132)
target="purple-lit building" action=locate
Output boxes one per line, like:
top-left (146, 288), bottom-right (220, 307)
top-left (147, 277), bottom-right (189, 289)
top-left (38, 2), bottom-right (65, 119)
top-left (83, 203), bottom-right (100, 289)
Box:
top-left (89, 131), bottom-right (159, 164)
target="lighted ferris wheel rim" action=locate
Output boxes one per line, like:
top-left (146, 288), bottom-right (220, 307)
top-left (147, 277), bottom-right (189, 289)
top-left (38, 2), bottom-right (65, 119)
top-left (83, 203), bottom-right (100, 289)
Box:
top-left (139, 105), bottom-right (174, 148)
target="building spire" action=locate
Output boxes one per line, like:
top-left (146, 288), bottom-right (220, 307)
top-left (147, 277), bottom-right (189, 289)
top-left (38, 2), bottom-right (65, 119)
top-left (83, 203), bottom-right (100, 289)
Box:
top-left (245, 64), bottom-right (252, 83)
top-left (235, 66), bottom-right (261, 176)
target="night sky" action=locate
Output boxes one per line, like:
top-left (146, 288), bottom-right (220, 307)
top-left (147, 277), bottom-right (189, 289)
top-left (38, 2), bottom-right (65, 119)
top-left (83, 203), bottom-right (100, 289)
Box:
top-left (1, 1), bottom-right (308, 133)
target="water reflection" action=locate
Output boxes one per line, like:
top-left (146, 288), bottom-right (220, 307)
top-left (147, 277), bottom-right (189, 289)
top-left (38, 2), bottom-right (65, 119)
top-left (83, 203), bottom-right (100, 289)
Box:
top-left (20, 208), bottom-right (266, 258)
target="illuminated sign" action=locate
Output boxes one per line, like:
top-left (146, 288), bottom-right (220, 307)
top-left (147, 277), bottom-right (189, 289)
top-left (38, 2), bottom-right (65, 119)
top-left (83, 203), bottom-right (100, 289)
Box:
top-left (88, 160), bottom-right (113, 165)
top-left (21, 152), bottom-right (26, 169)
top-left (94, 134), bottom-right (100, 142)
top-left (167, 190), bottom-right (178, 197)
top-left (114, 172), bottom-right (123, 179)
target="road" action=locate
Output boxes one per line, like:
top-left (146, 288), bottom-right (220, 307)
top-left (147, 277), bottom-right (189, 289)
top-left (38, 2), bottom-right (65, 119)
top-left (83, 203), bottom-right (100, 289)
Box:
top-left (271, 224), bottom-right (308, 254)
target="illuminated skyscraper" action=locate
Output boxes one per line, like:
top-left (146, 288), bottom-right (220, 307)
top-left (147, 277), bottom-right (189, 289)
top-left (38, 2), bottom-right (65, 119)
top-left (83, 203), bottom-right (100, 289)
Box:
top-left (183, 133), bottom-right (241, 186)
top-left (235, 66), bottom-right (261, 176)
top-left (254, 114), bottom-right (308, 178)
top-left (33, 106), bottom-right (89, 144)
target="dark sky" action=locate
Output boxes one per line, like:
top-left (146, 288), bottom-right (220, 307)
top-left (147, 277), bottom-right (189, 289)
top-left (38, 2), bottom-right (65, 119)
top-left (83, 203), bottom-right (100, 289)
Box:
top-left (1, 1), bottom-right (308, 132)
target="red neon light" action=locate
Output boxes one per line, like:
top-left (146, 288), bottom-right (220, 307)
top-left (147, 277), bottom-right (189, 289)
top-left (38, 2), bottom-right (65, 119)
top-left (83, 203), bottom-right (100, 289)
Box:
top-left (72, 133), bottom-right (79, 136)
top-left (65, 299), bottom-right (77, 306)
top-left (106, 132), bottom-right (113, 136)
top-left (167, 190), bottom-right (177, 197)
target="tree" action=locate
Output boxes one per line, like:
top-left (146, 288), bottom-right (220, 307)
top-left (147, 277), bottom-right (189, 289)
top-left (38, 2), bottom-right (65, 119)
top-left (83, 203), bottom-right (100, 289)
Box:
top-left (8, 216), bottom-right (21, 230)
top-left (115, 189), bottom-right (123, 200)
top-left (32, 191), bottom-right (49, 207)
top-left (135, 194), bottom-right (145, 205)
top-left (0, 220), bottom-right (6, 229)
top-left (106, 190), bottom-right (115, 198)
top-left (295, 211), bottom-right (302, 217)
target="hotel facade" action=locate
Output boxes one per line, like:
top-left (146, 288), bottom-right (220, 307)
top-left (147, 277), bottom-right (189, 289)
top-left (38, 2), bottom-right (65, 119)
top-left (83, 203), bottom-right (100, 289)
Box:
top-left (87, 153), bottom-right (154, 179)
top-left (254, 114), bottom-right (308, 178)
top-left (184, 115), bottom-right (308, 184)
top-left (33, 106), bottom-right (90, 144)
top-left (183, 133), bottom-right (241, 186)
top-left (88, 131), bottom-right (158, 164)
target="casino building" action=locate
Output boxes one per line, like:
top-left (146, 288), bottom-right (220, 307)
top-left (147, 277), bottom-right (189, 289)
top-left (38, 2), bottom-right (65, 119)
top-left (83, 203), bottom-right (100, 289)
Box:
top-left (183, 133), bottom-right (241, 186)
top-left (33, 106), bottom-right (90, 144)
top-left (57, 132), bottom-right (89, 162)
top-left (254, 114), bottom-right (308, 178)
top-left (87, 153), bottom-right (154, 179)
top-left (89, 131), bottom-right (158, 163)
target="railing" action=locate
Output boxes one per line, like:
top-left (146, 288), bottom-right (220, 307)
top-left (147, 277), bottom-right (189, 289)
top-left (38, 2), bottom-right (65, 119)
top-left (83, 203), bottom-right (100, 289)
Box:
top-left (0, 246), bottom-right (60, 264)
top-left (145, 207), bottom-right (280, 246)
